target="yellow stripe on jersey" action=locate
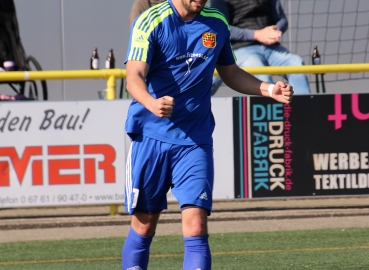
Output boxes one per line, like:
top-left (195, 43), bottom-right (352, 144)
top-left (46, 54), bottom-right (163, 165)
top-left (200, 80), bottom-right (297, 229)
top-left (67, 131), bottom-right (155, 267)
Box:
top-left (128, 1), bottom-right (172, 62)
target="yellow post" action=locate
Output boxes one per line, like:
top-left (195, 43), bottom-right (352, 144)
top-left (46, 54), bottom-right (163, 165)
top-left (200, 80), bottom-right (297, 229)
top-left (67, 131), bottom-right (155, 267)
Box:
top-left (106, 74), bottom-right (116, 100)
top-left (110, 204), bottom-right (119, 215)
top-left (105, 73), bottom-right (119, 215)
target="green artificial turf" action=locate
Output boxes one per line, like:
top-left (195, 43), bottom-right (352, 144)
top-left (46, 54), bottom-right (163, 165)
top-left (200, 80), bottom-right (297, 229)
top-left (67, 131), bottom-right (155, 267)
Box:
top-left (0, 228), bottom-right (368, 269)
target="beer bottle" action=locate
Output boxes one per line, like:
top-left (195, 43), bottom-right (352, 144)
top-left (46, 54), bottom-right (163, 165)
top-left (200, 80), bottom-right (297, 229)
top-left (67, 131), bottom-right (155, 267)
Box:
top-left (90, 47), bottom-right (99, 70)
top-left (312, 45), bottom-right (321, 65)
top-left (312, 45), bottom-right (326, 93)
top-left (105, 49), bottom-right (115, 69)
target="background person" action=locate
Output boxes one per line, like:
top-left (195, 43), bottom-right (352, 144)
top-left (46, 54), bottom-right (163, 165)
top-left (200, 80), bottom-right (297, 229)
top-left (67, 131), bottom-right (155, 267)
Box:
top-left (129, 0), bottom-right (166, 26)
top-left (210, 0), bottom-right (310, 95)
top-left (122, 0), bottom-right (293, 269)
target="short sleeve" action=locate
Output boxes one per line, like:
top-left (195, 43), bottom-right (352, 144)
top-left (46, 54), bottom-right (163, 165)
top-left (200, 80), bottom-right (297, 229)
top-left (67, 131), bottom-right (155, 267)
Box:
top-left (125, 14), bottom-right (155, 65)
top-left (216, 27), bottom-right (236, 66)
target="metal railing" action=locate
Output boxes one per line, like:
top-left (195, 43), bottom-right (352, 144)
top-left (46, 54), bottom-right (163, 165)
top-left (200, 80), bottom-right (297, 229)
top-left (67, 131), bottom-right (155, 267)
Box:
top-left (1, 63), bottom-right (369, 100)
top-left (0, 69), bottom-right (126, 100)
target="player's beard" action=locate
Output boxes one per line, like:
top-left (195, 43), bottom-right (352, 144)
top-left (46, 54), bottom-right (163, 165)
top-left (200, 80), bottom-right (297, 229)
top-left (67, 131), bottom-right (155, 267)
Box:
top-left (181, 0), bottom-right (207, 15)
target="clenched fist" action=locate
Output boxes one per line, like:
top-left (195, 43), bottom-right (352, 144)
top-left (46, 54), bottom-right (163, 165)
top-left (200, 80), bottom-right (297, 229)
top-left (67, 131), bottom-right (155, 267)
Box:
top-left (271, 81), bottom-right (294, 104)
top-left (149, 96), bottom-right (175, 118)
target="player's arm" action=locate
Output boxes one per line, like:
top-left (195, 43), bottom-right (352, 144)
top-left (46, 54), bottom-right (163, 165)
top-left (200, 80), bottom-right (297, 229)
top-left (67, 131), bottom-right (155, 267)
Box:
top-left (216, 63), bottom-right (293, 104)
top-left (126, 60), bottom-right (174, 118)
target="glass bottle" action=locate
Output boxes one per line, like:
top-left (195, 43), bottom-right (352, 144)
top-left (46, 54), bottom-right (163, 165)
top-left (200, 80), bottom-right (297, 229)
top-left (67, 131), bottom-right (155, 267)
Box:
top-left (105, 49), bottom-right (115, 69)
top-left (90, 47), bottom-right (99, 70)
top-left (312, 45), bottom-right (321, 65)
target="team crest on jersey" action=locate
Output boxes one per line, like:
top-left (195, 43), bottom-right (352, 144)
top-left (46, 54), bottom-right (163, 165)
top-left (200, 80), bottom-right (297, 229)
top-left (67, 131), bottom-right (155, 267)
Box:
top-left (202, 32), bottom-right (216, 48)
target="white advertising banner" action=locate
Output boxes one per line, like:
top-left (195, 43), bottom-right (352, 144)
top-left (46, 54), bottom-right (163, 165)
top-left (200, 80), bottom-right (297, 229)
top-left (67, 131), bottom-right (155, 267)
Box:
top-left (0, 100), bottom-right (128, 208)
top-left (0, 98), bottom-right (235, 208)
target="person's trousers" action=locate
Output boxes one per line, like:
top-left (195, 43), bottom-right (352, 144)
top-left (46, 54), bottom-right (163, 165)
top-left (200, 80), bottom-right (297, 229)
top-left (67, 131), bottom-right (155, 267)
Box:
top-left (211, 44), bottom-right (311, 95)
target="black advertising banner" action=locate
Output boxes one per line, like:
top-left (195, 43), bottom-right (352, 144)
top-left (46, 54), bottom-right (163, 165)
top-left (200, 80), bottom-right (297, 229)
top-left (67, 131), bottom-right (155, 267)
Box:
top-left (233, 93), bottom-right (369, 198)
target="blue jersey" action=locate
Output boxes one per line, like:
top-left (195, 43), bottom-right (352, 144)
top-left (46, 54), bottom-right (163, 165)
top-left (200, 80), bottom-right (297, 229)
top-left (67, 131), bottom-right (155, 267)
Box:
top-left (125, 0), bottom-right (236, 145)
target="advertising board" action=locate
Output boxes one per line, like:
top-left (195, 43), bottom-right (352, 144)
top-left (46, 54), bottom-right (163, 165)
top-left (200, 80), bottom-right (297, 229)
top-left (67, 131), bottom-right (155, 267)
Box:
top-left (233, 93), bottom-right (369, 198)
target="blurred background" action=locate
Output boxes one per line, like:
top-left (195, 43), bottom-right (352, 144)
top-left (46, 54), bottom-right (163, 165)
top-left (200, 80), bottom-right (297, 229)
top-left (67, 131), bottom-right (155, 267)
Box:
top-left (0, 0), bottom-right (368, 100)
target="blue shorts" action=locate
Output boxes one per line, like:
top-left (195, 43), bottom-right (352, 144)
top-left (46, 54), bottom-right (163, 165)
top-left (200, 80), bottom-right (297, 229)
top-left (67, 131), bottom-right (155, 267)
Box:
top-left (125, 135), bottom-right (214, 215)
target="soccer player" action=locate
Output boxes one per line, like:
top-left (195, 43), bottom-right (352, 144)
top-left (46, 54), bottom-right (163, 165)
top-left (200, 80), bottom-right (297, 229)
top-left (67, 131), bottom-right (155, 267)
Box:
top-left (122, 0), bottom-right (293, 269)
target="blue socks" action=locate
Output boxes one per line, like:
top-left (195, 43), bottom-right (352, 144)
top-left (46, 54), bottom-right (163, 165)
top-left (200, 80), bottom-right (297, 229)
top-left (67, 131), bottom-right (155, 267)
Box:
top-left (122, 227), bottom-right (154, 270)
top-left (183, 234), bottom-right (212, 270)
top-left (122, 228), bottom-right (211, 270)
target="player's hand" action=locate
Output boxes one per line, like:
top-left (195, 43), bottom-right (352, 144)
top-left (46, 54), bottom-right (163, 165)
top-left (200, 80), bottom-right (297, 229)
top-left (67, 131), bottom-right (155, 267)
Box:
top-left (271, 81), bottom-right (293, 104)
top-left (149, 95), bottom-right (175, 118)
top-left (254, 25), bottom-right (282, 45)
